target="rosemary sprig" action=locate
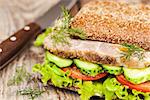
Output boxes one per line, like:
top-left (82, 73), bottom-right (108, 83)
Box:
top-left (121, 43), bottom-right (144, 60)
top-left (17, 87), bottom-right (45, 100)
top-left (49, 6), bottom-right (87, 46)
top-left (7, 66), bottom-right (31, 86)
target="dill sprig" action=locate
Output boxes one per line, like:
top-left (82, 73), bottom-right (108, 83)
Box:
top-left (7, 67), bottom-right (46, 99)
top-left (34, 6), bottom-right (86, 46)
top-left (17, 87), bottom-right (45, 100)
top-left (121, 43), bottom-right (144, 60)
top-left (7, 66), bottom-right (31, 86)
top-left (49, 6), bottom-right (87, 46)
top-left (61, 6), bottom-right (71, 29)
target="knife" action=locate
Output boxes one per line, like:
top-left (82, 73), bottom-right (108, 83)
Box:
top-left (0, 0), bottom-right (78, 69)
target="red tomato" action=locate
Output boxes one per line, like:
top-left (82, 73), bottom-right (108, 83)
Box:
top-left (116, 74), bottom-right (150, 92)
top-left (62, 65), bottom-right (108, 81)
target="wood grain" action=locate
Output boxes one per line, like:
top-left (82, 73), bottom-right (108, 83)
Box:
top-left (0, 0), bottom-right (149, 100)
top-left (0, 0), bottom-right (79, 100)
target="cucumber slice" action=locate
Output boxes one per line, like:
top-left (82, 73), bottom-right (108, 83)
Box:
top-left (123, 67), bottom-right (150, 84)
top-left (73, 59), bottom-right (102, 76)
top-left (46, 51), bottom-right (73, 68)
top-left (103, 65), bottom-right (122, 75)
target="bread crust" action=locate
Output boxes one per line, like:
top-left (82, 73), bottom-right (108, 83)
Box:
top-left (70, 0), bottom-right (150, 50)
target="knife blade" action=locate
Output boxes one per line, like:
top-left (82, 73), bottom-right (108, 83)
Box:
top-left (0, 0), bottom-right (77, 69)
top-left (36, 0), bottom-right (77, 29)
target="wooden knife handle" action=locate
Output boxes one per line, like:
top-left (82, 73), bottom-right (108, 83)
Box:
top-left (0, 23), bottom-right (41, 69)
top-left (0, 0), bottom-right (89, 70)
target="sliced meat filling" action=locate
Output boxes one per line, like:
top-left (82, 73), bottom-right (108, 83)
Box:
top-left (44, 36), bottom-right (150, 68)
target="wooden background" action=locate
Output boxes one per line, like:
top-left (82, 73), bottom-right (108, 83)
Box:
top-left (0, 0), bottom-right (149, 100)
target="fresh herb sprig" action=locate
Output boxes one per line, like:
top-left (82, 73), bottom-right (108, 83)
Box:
top-left (17, 87), bottom-right (45, 100)
top-left (61, 6), bottom-right (71, 29)
top-left (50, 6), bottom-right (86, 46)
top-left (7, 66), bottom-right (31, 86)
top-left (121, 43), bottom-right (144, 60)
top-left (34, 6), bottom-right (86, 46)
top-left (7, 67), bottom-right (46, 100)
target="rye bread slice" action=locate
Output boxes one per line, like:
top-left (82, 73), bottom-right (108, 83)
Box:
top-left (70, 0), bottom-right (150, 50)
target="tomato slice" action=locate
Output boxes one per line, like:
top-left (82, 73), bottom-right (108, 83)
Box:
top-left (116, 74), bottom-right (150, 92)
top-left (62, 65), bottom-right (108, 81)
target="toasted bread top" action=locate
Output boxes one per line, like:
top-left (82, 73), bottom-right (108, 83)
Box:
top-left (71, 0), bottom-right (150, 50)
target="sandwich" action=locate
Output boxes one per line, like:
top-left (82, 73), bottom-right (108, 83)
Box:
top-left (33, 0), bottom-right (150, 100)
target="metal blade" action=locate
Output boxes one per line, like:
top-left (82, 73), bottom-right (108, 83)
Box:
top-left (36, 0), bottom-right (77, 29)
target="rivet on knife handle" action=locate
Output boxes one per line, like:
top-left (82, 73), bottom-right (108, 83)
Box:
top-left (0, 23), bottom-right (41, 69)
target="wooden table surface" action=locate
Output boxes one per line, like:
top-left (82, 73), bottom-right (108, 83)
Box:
top-left (0, 0), bottom-right (149, 100)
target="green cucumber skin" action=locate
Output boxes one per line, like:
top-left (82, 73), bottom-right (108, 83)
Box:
top-left (123, 67), bottom-right (150, 84)
top-left (73, 59), bottom-right (100, 70)
top-left (103, 65), bottom-right (122, 75)
top-left (46, 51), bottom-right (73, 68)
top-left (73, 59), bottom-right (102, 76)
top-left (46, 52), bottom-right (150, 84)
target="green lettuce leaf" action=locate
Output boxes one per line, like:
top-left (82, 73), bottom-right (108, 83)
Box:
top-left (34, 27), bottom-right (52, 46)
top-left (50, 65), bottom-right (72, 87)
top-left (78, 81), bottom-right (103, 100)
top-left (73, 79), bottom-right (82, 87)
top-left (32, 63), bottom-right (53, 85)
top-left (103, 78), bottom-right (116, 100)
top-left (103, 77), bottom-right (150, 100)
top-left (32, 62), bottom-right (73, 87)
top-left (78, 81), bottom-right (95, 100)
top-left (32, 52), bottom-right (150, 100)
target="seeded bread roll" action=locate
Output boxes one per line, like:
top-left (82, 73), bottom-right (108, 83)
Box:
top-left (70, 0), bottom-right (150, 50)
